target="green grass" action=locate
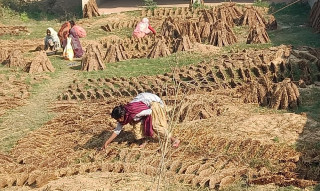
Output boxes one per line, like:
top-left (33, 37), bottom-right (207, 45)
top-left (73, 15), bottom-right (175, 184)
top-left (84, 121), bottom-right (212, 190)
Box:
top-left (296, 87), bottom-right (320, 122)
top-left (79, 51), bottom-right (210, 80)
top-left (253, 0), bottom-right (270, 8)
top-left (268, 2), bottom-right (320, 48)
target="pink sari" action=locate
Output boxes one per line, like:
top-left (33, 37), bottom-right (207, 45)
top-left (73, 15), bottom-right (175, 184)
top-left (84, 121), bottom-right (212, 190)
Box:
top-left (133, 21), bottom-right (151, 38)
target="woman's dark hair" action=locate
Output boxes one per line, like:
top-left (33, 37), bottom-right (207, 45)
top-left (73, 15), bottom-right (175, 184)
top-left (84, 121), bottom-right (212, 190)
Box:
top-left (111, 105), bottom-right (125, 119)
top-left (69, 20), bottom-right (75, 27)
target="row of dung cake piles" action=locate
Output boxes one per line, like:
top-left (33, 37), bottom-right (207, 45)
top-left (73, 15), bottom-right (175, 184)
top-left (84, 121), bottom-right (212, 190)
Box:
top-left (160, 4), bottom-right (274, 46)
top-left (60, 45), bottom-right (320, 110)
top-left (94, 4), bottom-right (274, 67)
top-left (0, 49), bottom-right (55, 73)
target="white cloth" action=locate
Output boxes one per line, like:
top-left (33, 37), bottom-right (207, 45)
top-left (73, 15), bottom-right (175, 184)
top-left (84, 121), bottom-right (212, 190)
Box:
top-left (44, 27), bottom-right (61, 49)
top-left (113, 93), bottom-right (164, 135)
top-left (130, 92), bottom-right (164, 107)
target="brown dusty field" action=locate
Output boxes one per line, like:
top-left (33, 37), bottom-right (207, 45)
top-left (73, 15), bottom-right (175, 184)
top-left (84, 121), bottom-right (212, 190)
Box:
top-left (0, 2), bottom-right (320, 191)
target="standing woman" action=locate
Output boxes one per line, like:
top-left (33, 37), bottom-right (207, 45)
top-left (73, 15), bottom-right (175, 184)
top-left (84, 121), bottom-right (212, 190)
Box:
top-left (133, 18), bottom-right (156, 38)
top-left (58, 21), bottom-right (71, 49)
top-left (68, 20), bottom-right (84, 58)
top-left (44, 27), bottom-right (60, 52)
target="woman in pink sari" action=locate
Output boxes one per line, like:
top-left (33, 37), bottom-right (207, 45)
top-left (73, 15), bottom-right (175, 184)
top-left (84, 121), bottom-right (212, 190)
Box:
top-left (133, 18), bottom-right (156, 38)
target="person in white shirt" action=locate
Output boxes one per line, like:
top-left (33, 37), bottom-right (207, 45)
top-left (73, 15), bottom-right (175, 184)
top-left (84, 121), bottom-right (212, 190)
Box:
top-left (102, 92), bottom-right (180, 149)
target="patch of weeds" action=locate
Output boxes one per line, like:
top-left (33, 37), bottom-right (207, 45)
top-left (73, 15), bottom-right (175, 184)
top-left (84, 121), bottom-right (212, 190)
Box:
top-left (295, 87), bottom-right (320, 122)
top-left (175, 164), bottom-right (182, 173)
top-left (224, 142), bottom-right (231, 153)
top-left (290, 143), bottom-right (298, 150)
top-left (253, 0), bottom-right (270, 8)
top-left (249, 158), bottom-right (271, 169)
top-left (220, 179), bottom-right (249, 191)
top-left (111, 154), bottom-right (120, 163)
top-left (314, 142), bottom-right (320, 151)
top-left (74, 152), bottom-right (91, 164)
top-left (124, 10), bottom-right (141, 18)
top-left (191, 2), bottom-right (208, 9)
top-left (143, 0), bottom-right (157, 11)
top-left (272, 136), bottom-right (280, 143)
top-left (135, 153), bottom-right (141, 161)
top-left (314, 184), bottom-right (320, 191)
top-left (84, 84), bottom-right (92, 90)
top-left (277, 185), bottom-right (302, 191)
top-left (268, 2), bottom-right (320, 48)
top-left (20, 11), bottom-right (29, 22)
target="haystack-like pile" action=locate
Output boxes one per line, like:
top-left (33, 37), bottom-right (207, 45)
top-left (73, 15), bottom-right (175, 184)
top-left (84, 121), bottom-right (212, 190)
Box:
top-left (310, 0), bottom-right (320, 32)
top-left (83, 0), bottom-right (100, 18)
top-left (217, 3), bottom-right (243, 26)
top-left (148, 38), bottom-right (171, 58)
top-left (26, 51), bottom-right (55, 73)
top-left (104, 43), bottom-right (128, 63)
top-left (239, 77), bottom-right (300, 110)
top-left (247, 25), bottom-right (270, 44)
top-left (161, 17), bottom-right (201, 42)
top-left (270, 78), bottom-right (300, 110)
top-left (208, 20), bottom-right (237, 46)
top-left (4, 49), bottom-right (26, 68)
top-left (242, 6), bottom-right (266, 28)
top-left (0, 48), bottom-right (10, 64)
top-left (81, 44), bottom-right (105, 71)
top-left (174, 36), bottom-right (193, 52)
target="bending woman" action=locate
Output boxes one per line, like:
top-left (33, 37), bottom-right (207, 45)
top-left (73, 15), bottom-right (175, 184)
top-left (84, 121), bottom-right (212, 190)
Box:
top-left (133, 18), bottom-right (156, 38)
top-left (103, 92), bottom-right (180, 149)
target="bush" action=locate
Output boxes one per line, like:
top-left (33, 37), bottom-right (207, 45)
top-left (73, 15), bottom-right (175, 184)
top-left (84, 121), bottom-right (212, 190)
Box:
top-left (143, 0), bottom-right (158, 11)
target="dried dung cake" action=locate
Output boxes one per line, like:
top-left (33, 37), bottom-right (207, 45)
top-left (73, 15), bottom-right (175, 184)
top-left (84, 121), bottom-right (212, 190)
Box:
top-left (83, 0), bottom-right (100, 18)
top-left (4, 49), bottom-right (26, 68)
top-left (26, 51), bottom-right (55, 73)
top-left (246, 25), bottom-right (270, 44)
top-left (81, 44), bottom-right (105, 71)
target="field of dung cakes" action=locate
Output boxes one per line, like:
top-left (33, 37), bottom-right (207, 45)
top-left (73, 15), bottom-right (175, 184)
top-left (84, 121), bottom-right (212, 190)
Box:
top-left (0, 1), bottom-right (320, 190)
